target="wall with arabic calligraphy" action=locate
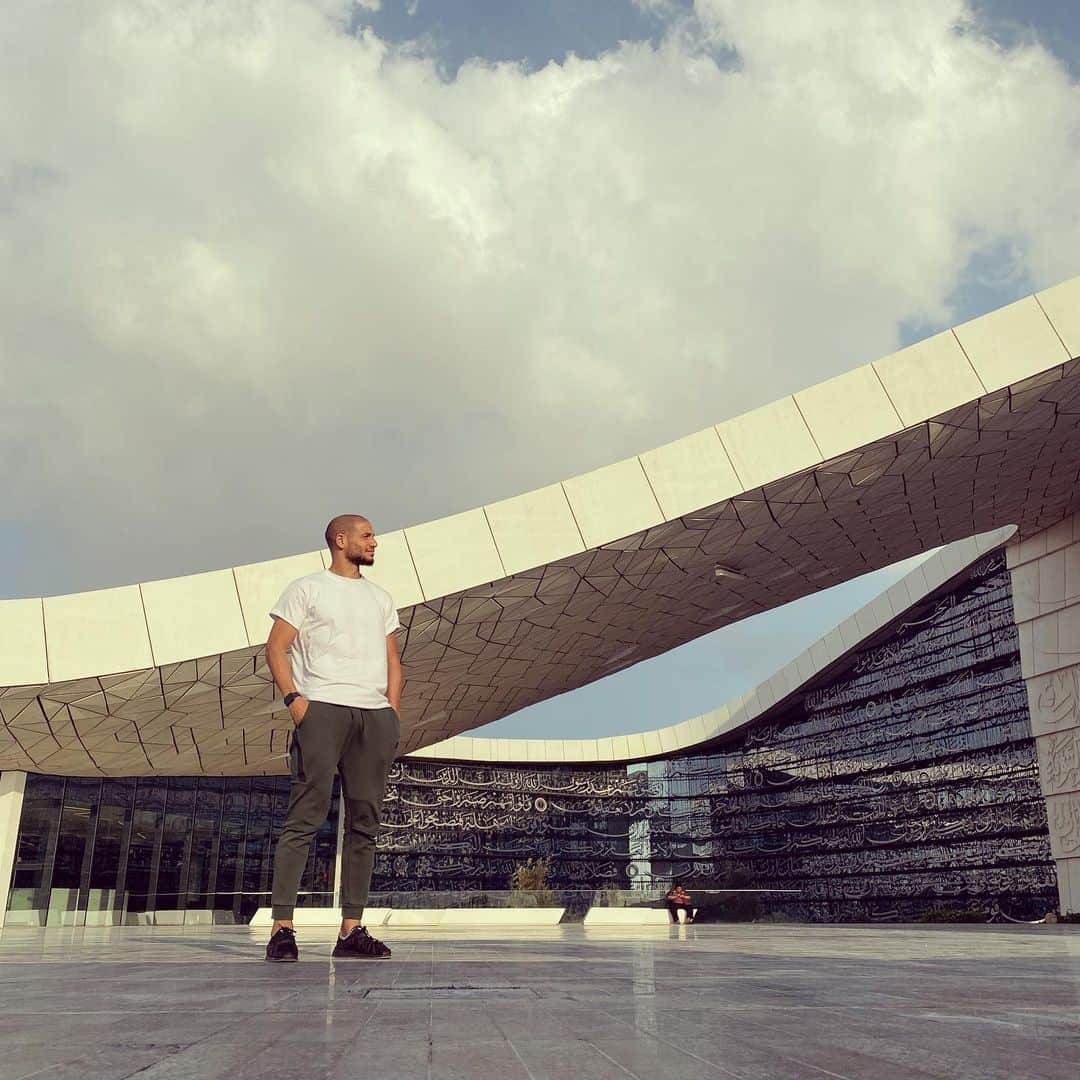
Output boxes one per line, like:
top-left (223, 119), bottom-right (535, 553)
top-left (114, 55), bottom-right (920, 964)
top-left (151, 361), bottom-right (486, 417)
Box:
top-left (372, 549), bottom-right (1058, 920)
top-left (4, 548), bottom-right (1058, 923)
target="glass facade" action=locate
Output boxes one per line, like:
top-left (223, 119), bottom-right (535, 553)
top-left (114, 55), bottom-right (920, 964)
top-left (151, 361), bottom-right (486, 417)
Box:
top-left (4, 548), bottom-right (1058, 924)
top-left (6, 776), bottom-right (338, 925)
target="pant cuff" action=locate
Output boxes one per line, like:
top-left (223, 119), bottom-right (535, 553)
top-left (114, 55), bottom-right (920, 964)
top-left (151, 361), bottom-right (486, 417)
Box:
top-left (341, 907), bottom-right (365, 921)
top-left (271, 905), bottom-right (295, 920)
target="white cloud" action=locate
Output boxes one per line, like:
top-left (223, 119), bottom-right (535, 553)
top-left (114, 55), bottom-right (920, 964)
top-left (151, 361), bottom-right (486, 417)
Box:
top-left (1, 0), bottom-right (1078, 597)
top-left (631, 0), bottom-right (683, 18)
top-left (306, 0), bottom-right (380, 17)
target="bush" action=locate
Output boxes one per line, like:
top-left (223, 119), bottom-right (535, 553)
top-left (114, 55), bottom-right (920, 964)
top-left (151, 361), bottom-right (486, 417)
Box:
top-left (917, 907), bottom-right (987, 923)
top-left (508, 857), bottom-right (557, 908)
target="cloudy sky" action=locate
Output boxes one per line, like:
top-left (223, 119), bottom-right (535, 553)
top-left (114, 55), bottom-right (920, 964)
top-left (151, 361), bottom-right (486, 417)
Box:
top-left (2, 0), bottom-right (1078, 738)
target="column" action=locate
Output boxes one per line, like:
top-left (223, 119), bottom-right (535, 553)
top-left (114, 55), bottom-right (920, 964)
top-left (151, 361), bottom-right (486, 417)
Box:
top-left (1008, 511), bottom-right (1080, 914)
top-left (0, 771), bottom-right (27, 928)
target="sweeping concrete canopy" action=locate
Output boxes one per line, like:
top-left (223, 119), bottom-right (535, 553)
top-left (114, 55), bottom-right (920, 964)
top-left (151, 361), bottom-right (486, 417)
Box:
top-left (1, 277), bottom-right (1079, 776)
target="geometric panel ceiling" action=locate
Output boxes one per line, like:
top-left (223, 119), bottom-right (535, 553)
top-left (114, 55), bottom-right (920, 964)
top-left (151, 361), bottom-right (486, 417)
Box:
top-left (2, 288), bottom-right (1079, 777)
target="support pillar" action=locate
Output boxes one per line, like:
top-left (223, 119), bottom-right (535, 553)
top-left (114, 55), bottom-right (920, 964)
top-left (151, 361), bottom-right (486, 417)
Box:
top-left (0, 771), bottom-right (27, 929)
top-left (1008, 512), bottom-right (1080, 914)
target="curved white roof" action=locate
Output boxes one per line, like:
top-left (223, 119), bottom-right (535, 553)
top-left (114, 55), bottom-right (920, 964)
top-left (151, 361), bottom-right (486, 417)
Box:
top-left (0, 276), bottom-right (1078, 776)
top-left (410, 526), bottom-right (1017, 765)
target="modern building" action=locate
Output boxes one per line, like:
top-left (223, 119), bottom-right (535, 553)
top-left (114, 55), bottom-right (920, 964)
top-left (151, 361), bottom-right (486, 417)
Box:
top-left (2, 277), bottom-right (1079, 925)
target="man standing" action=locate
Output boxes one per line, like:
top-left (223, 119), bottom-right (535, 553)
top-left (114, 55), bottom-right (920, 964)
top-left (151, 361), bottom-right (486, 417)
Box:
top-left (264, 514), bottom-right (403, 962)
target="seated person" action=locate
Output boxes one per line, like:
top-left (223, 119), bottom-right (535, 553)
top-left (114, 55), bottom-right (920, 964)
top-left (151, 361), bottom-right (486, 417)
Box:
top-left (666, 881), bottom-right (694, 923)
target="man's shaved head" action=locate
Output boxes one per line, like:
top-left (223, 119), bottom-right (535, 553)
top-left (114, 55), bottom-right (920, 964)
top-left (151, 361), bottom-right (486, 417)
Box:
top-left (325, 514), bottom-right (371, 551)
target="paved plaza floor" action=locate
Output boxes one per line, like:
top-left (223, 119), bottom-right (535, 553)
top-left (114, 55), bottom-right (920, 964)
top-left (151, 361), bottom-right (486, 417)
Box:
top-left (1, 922), bottom-right (1079, 1079)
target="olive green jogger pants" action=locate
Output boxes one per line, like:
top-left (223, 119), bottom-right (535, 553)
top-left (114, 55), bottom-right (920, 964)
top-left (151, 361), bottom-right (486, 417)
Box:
top-left (270, 700), bottom-right (399, 921)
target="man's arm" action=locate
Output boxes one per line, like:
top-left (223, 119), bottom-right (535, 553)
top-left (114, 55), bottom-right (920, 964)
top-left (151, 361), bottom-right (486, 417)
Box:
top-left (266, 617), bottom-right (306, 725)
top-left (386, 631), bottom-right (404, 713)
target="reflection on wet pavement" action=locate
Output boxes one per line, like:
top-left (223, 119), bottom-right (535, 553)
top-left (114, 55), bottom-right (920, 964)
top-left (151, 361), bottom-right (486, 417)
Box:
top-left (2, 922), bottom-right (1079, 1078)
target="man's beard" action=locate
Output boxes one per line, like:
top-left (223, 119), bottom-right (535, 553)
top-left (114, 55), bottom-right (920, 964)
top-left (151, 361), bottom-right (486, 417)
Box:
top-left (358, 553), bottom-right (375, 566)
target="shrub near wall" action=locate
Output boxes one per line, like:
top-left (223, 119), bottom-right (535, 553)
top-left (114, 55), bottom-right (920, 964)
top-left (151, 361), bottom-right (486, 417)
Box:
top-left (508, 857), bottom-right (557, 908)
top-left (917, 908), bottom-right (988, 923)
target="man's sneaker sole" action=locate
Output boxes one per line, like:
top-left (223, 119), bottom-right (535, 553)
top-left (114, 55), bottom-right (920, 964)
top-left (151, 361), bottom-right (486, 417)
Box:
top-left (265, 953), bottom-right (298, 962)
top-left (331, 948), bottom-right (390, 959)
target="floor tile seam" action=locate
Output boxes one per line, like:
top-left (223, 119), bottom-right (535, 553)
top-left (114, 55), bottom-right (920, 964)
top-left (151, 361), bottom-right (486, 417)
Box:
top-left (594, 1023), bottom-right (751, 1080)
top-left (11, 1011), bottom-right (260, 1080)
top-left (129, 1016), bottom-right (280, 1079)
top-left (501, 1035), bottom-right (539, 1080)
top-left (336, 944), bottom-right (417, 995)
top-left (808, 1004), bottom-right (1080, 1067)
top-left (705, 1006), bottom-right (1044, 1078)
top-left (582, 1041), bottom-right (649, 1080)
top-left (0, 1000), bottom-right (985, 1018)
top-left (750, 1025), bottom-right (1080, 1079)
top-left (14, 1049), bottom-right (87, 1080)
top-left (847, 1027), bottom-right (1080, 1071)
top-left (580, 996), bottom-right (838, 1080)
top-left (484, 1006), bottom-right (564, 1058)
top-left (297, 982), bottom-right (385, 1050)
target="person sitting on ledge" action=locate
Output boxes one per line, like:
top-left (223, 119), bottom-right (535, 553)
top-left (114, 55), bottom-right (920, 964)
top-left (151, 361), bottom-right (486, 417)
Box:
top-left (666, 881), bottom-right (694, 923)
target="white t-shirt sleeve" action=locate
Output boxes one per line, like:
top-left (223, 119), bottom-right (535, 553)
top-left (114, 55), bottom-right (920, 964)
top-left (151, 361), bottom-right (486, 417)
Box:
top-left (383, 592), bottom-right (401, 636)
top-left (270, 579), bottom-right (308, 631)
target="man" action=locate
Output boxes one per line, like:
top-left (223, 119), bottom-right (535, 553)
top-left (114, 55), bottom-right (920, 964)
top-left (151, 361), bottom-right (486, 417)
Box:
top-left (264, 514), bottom-right (403, 962)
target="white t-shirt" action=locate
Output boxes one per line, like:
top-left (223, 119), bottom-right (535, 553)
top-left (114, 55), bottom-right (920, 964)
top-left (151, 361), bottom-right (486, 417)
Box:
top-left (270, 570), bottom-right (401, 709)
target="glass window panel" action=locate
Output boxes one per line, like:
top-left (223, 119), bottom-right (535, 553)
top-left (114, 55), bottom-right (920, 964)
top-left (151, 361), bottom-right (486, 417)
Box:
top-left (87, 778), bottom-right (135, 892)
top-left (242, 779), bottom-right (277, 898)
top-left (123, 778), bottom-right (166, 915)
top-left (216, 780), bottom-right (250, 917)
top-left (52, 778), bottom-right (99, 890)
top-left (155, 778), bottom-right (196, 911)
top-left (186, 778), bottom-right (223, 910)
top-left (9, 775), bottom-right (63, 920)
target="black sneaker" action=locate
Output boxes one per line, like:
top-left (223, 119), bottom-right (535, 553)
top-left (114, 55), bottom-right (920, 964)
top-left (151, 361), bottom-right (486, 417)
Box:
top-left (332, 926), bottom-right (391, 959)
top-left (265, 926), bottom-right (298, 963)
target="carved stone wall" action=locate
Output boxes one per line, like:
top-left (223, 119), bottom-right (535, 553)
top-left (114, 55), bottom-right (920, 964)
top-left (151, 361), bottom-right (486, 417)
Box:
top-left (1008, 512), bottom-right (1080, 913)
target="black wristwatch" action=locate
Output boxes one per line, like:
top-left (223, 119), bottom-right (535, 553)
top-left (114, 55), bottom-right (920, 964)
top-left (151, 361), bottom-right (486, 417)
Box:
top-left (284, 692), bottom-right (303, 707)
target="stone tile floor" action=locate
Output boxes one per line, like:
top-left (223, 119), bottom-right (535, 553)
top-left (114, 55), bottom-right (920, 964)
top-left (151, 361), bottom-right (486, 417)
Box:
top-left (1, 923), bottom-right (1079, 1079)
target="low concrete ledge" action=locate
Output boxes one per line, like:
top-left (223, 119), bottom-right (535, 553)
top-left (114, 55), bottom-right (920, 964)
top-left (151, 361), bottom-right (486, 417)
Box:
top-left (437, 908), bottom-right (565, 928)
top-left (385, 909), bottom-right (444, 928)
top-left (387, 908), bottom-right (565, 928)
top-left (583, 907), bottom-right (681, 926)
top-left (249, 907), bottom-right (391, 928)
top-left (123, 910), bottom-right (228, 927)
top-left (249, 907), bottom-right (565, 928)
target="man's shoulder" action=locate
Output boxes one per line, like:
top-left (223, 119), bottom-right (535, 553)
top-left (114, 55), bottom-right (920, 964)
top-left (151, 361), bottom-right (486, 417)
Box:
top-left (361, 576), bottom-right (396, 606)
top-left (287, 570), bottom-right (326, 590)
